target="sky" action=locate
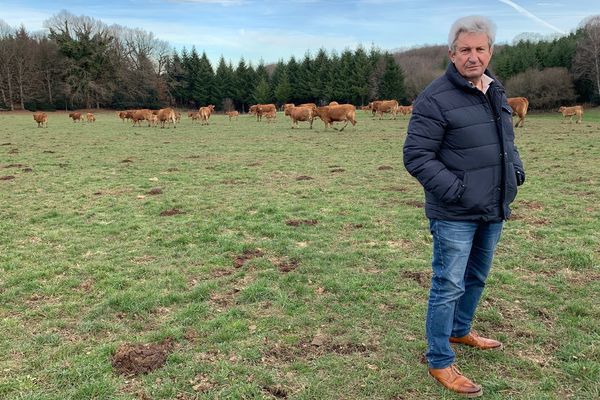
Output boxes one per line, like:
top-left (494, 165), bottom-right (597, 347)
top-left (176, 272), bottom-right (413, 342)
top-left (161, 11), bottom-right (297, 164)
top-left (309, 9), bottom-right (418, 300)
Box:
top-left (1, 0), bottom-right (599, 66)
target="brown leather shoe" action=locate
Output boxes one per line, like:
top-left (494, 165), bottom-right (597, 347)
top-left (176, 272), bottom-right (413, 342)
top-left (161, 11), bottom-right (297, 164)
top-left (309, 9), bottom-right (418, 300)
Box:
top-left (428, 364), bottom-right (483, 397)
top-left (450, 330), bottom-right (503, 350)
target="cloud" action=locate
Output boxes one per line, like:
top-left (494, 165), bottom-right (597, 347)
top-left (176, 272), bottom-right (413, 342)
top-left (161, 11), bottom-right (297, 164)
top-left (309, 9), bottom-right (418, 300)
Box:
top-left (499, 0), bottom-right (566, 34)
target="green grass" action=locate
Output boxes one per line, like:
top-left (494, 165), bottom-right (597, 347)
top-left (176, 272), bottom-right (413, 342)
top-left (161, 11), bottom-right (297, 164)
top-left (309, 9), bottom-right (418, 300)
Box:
top-left (1, 109), bottom-right (599, 399)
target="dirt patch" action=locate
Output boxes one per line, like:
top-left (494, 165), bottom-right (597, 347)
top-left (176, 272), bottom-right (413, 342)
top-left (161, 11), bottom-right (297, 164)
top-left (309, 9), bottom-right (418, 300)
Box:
top-left (263, 385), bottom-right (288, 398)
top-left (166, 167), bottom-right (179, 172)
top-left (330, 168), bottom-right (345, 173)
top-left (508, 213), bottom-right (549, 225)
top-left (265, 337), bottom-right (377, 362)
top-left (384, 186), bottom-right (408, 192)
top-left (1, 175), bottom-right (15, 181)
top-left (1, 142), bottom-right (11, 146)
top-left (402, 200), bottom-right (424, 208)
top-left (295, 175), bottom-right (313, 180)
top-left (518, 200), bottom-right (544, 211)
top-left (285, 219), bottom-right (318, 227)
top-left (3, 163), bottom-right (24, 168)
top-left (234, 249), bottom-right (264, 268)
top-left (22, 167), bottom-right (33, 172)
top-left (147, 187), bottom-right (163, 195)
top-left (121, 159), bottom-right (133, 163)
top-left (111, 339), bottom-right (173, 376)
top-left (42, 150), bottom-right (55, 153)
top-left (377, 165), bottom-right (394, 170)
top-left (247, 162), bottom-right (262, 167)
top-left (187, 155), bottom-right (201, 159)
top-left (8, 149), bottom-right (18, 154)
top-left (277, 259), bottom-right (299, 273)
top-left (401, 270), bottom-right (431, 288)
top-left (160, 208), bottom-right (184, 217)
top-left (210, 290), bottom-right (239, 308)
top-left (211, 268), bottom-right (234, 278)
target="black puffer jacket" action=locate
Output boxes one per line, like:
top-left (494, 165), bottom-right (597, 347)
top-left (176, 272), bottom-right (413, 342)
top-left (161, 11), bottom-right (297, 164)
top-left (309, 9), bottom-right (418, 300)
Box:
top-left (403, 63), bottom-right (525, 221)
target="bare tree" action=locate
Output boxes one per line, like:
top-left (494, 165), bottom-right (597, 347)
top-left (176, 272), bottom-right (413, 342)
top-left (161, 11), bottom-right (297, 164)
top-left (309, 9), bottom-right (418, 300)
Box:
top-left (506, 67), bottom-right (576, 109)
top-left (573, 15), bottom-right (600, 100)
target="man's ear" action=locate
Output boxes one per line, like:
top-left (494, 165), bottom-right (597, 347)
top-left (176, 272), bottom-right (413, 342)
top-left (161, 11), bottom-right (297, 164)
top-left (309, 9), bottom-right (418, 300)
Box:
top-left (448, 49), bottom-right (455, 64)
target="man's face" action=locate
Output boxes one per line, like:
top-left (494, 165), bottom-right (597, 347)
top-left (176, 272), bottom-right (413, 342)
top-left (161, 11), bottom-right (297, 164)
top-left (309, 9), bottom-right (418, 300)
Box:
top-left (449, 32), bottom-right (493, 81)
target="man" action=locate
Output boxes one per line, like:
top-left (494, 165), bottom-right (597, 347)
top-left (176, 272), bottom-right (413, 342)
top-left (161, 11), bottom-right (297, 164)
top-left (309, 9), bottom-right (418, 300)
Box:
top-left (403, 16), bottom-right (525, 397)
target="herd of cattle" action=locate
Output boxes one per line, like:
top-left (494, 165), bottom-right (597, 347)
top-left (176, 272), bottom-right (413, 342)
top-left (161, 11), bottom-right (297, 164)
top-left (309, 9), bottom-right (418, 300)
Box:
top-left (30, 97), bottom-right (585, 129)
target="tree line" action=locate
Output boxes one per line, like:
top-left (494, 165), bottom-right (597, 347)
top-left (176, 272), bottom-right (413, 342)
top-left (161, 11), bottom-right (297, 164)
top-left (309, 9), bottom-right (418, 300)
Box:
top-left (1, 11), bottom-right (599, 112)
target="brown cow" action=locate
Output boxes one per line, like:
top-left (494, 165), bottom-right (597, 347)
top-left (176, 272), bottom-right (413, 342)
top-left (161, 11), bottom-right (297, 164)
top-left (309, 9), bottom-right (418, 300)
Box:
top-left (131, 109), bottom-right (153, 127)
top-left (86, 112), bottom-right (96, 123)
top-left (250, 104), bottom-right (277, 122)
top-left (360, 105), bottom-right (371, 113)
top-left (226, 110), bottom-right (239, 121)
top-left (368, 101), bottom-right (383, 116)
top-left (287, 106), bottom-right (314, 129)
top-left (375, 100), bottom-right (399, 119)
top-left (313, 104), bottom-right (357, 131)
top-left (69, 112), bottom-right (83, 122)
top-left (507, 97), bottom-right (529, 127)
top-left (175, 111), bottom-right (181, 123)
top-left (33, 112), bottom-right (48, 128)
top-left (156, 107), bottom-right (177, 128)
top-left (328, 101), bottom-right (339, 106)
top-left (558, 105), bottom-right (583, 124)
top-left (199, 105), bottom-right (215, 125)
top-left (188, 111), bottom-right (200, 123)
top-left (397, 105), bottom-right (413, 116)
top-left (298, 103), bottom-right (317, 110)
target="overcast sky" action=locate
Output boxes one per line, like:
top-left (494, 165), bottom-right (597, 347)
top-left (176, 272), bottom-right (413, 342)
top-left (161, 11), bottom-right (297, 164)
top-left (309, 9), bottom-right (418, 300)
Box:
top-left (1, 0), bottom-right (598, 65)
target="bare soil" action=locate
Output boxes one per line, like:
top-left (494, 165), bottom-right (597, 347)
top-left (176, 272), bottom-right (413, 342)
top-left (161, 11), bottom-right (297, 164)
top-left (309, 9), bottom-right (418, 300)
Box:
top-left (111, 339), bottom-right (173, 376)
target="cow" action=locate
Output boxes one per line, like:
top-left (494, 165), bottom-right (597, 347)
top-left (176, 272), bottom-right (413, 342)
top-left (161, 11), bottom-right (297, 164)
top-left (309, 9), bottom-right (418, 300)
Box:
top-left (507, 97), bottom-right (529, 128)
top-left (69, 112), bottom-right (83, 122)
top-left (131, 109), bottom-right (153, 127)
top-left (199, 105), bottom-right (215, 125)
top-left (312, 104), bottom-right (357, 131)
top-left (117, 111), bottom-right (128, 122)
top-left (33, 112), bottom-right (48, 128)
top-left (375, 100), bottom-right (399, 119)
top-left (558, 105), bottom-right (583, 124)
top-left (156, 107), bottom-right (177, 128)
top-left (250, 104), bottom-right (277, 122)
top-left (86, 112), bottom-right (96, 123)
top-left (282, 103), bottom-right (295, 111)
top-left (188, 111), bottom-right (200, 123)
top-left (286, 105), bottom-right (314, 129)
top-left (264, 110), bottom-right (277, 123)
top-left (175, 111), bottom-right (181, 123)
top-left (328, 101), bottom-right (339, 106)
top-left (360, 105), bottom-right (371, 113)
top-left (298, 103), bottom-right (317, 110)
top-left (397, 105), bottom-right (413, 116)
top-left (226, 110), bottom-right (239, 121)
top-left (368, 101), bottom-right (383, 116)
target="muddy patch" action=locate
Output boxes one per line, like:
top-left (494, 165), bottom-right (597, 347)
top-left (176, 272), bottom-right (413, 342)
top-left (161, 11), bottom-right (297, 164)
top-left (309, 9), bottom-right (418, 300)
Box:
top-left (234, 249), bottom-right (264, 268)
top-left (160, 208), bottom-right (184, 217)
top-left (121, 159), bottom-right (133, 163)
top-left (111, 339), bottom-right (173, 376)
top-left (42, 150), bottom-right (55, 153)
top-left (330, 168), bottom-right (345, 173)
top-left (401, 270), bottom-right (431, 288)
top-left (277, 259), bottom-right (299, 273)
top-left (263, 385), bottom-right (288, 398)
top-left (1, 175), bottom-right (15, 181)
top-left (1, 143), bottom-right (11, 146)
top-left (166, 167), bottom-right (179, 172)
top-left (3, 163), bottom-right (24, 168)
top-left (147, 187), bottom-right (163, 195)
top-left (401, 200), bottom-right (423, 208)
top-left (377, 165), bottom-right (393, 170)
top-left (247, 161), bottom-right (262, 167)
top-left (22, 167), bottom-right (33, 172)
top-left (295, 175), bottom-right (313, 181)
top-left (285, 219), bottom-right (318, 227)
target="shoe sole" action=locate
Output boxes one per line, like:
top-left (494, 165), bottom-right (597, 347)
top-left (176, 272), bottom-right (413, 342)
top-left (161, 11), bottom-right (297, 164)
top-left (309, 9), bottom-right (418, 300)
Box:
top-left (428, 372), bottom-right (483, 398)
top-left (449, 341), bottom-right (504, 351)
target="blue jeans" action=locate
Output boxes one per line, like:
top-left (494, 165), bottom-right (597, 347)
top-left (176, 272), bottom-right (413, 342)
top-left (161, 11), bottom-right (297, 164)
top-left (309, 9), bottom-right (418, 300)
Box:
top-left (426, 219), bottom-right (503, 369)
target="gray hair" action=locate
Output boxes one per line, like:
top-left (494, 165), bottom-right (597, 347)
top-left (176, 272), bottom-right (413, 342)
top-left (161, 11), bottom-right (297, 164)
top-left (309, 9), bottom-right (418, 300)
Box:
top-left (448, 15), bottom-right (496, 52)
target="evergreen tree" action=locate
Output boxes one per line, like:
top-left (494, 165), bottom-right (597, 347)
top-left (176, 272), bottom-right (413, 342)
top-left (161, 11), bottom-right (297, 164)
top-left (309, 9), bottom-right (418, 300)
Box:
top-left (286, 56), bottom-right (301, 103)
top-left (378, 52), bottom-right (405, 101)
top-left (213, 55), bottom-right (235, 110)
top-left (350, 46), bottom-right (372, 105)
top-left (196, 51), bottom-right (214, 106)
top-left (273, 64), bottom-right (292, 105)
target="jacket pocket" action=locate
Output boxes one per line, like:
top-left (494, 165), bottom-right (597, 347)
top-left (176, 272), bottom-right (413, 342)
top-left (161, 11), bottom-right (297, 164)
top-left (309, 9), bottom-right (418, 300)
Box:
top-left (460, 167), bottom-right (496, 212)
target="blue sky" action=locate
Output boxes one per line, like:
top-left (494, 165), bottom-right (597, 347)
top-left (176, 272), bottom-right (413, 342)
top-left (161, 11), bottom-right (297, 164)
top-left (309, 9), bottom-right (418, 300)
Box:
top-left (1, 0), bottom-right (598, 66)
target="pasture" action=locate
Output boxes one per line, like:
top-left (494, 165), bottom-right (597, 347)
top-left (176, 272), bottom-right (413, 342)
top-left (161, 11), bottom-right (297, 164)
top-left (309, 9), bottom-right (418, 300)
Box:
top-left (1, 109), bottom-right (599, 399)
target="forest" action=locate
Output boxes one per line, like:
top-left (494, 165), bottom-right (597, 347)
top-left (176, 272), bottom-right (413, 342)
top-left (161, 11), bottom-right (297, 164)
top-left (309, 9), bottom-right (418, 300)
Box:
top-left (1, 11), bottom-right (599, 112)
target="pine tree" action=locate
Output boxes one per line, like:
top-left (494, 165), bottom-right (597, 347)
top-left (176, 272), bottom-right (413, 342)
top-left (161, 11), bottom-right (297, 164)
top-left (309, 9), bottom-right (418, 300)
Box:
top-left (378, 52), bottom-right (405, 101)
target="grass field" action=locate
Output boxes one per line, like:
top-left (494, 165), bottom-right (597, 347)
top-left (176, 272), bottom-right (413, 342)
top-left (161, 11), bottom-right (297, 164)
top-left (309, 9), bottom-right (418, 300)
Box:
top-left (1, 109), bottom-right (599, 399)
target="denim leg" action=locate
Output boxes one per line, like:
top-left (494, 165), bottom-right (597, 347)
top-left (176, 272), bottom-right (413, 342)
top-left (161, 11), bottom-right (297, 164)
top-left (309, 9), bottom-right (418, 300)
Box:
top-left (426, 219), bottom-right (478, 369)
top-left (451, 221), bottom-right (503, 338)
